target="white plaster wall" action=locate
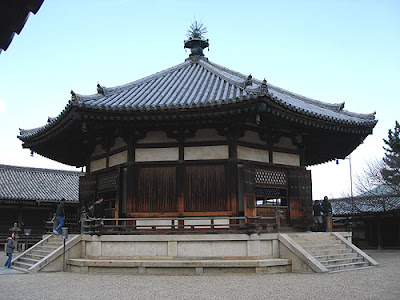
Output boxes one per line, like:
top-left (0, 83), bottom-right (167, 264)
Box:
top-left (273, 152), bottom-right (300, 166)
top-left (238, 131), bottom-right (264, 144)
top-left (110, 137), bottom-right (127, 151)
top-left (184, 219), bottom-right (230, 229)
top-left (185, 128), bottom-right (227, 142)
top-left (90, 158), bottom-right (107, 172)
top-left (237, 146), bottom-right (269, 163)
top-left (137, 131), bottom-right (177, 144)
top-left (109, 150), bottom-right (128, 167)
top-left (184, 145), bottom-right (228, 160)
top-left (137, 219), bottom-right (177, 230)
top-left (135, 147), bottom-right (179, 162)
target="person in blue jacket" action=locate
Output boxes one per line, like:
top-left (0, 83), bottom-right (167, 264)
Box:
top-left (53, 198), bottom-right (66, 235)
top-left (4, 232), bottom-right (15, 268)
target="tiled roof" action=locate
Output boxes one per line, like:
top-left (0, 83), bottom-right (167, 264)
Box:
top-left (329, 186), bottom-right (400, 216)
top-left (0, 164), bottom-right (83, 203)
top-left (19, 56), bottom-right (377, 140)
top-left (0, 0), bottom-right (45, 53)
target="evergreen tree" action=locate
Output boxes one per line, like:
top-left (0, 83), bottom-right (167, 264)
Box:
top-left (381, 121), bottom-right (400, 191)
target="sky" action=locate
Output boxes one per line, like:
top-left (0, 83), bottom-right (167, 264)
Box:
top-left (0, 0), bottom-right (399, 200)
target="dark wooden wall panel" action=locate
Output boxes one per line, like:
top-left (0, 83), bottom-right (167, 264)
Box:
top-left (185, 165), bottom-right (227, 212)
top-left (137, 166), bottom-right (177, 212)
top-left (79, 174), bottom-right (97, 207)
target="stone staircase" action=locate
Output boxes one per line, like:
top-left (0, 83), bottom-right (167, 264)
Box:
top-left (289, 232), bottom-right (378, 273)
top-left (11, 234), bottom-right (80, 273)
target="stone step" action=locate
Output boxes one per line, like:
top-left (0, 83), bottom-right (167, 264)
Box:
top-left (68, 258), bottom-right (292, 275)
top-left (19, 257), bottom-right (40, 264)
top-left (45, 242), bottom-right (63, 247)
top-left (319, 257), bottom-right (365, 266)
top-left (293, 239), bottom-right (337, 245)
top-left (314, 252), bottom-right (359, 261)
top-left (307, 248), bottom-right (353, 256)
top-left (301, 244), bottom-right (347, 251)
top-left (290, 233), bottom-right (333, 239)
top-left (27, 253), bottom-right (46, 259)
top-left (14, 260), bottom-right (34, 268)
top-left (31, 249), bottom-right (52, 255)
top-left (326, 261), bottom-right (370, 272)
top-left (11, 265), bottom-right (29, 273)
top-left (292, 235), bottom-right (336, 240)
top-left (329, 266), bottom-right (373, 274)
top-left (37, 245), bottom-right (59, 250)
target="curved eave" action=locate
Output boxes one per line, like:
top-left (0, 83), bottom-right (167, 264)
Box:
top-left (0, 0), bottom-right (45, 53)
top-left (19, 101), bottom-right (76, 142)
top-left (19, 93), bottom-right (377, 145)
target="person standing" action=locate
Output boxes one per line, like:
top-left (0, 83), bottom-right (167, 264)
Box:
top-left (93, 198), bottom-right (105, 219)
top-left (322, 196), bottom-right (332, 232)
top-left (312, 200), bottom-right (323, 231)
top-left (4, 232), bottom-right (15, 268)
top-left (53, 198), bottom-right (66, 235)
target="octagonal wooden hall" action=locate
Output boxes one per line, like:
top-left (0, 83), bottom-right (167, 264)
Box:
top-left (18, 33), bottom-right (377, 231)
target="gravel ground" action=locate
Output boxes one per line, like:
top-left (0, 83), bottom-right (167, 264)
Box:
top-left (0, 250), bottom-right (399, 300)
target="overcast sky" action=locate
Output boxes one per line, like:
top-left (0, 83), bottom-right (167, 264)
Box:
top-left (1, 0), bottom-right (399, 199)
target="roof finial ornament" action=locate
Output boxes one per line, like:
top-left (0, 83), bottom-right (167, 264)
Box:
top-left (97, 83), bottom-right (105, 95)
top-left (184, 20), bottom-right (209, 57)
top-left (70, 90), bottom-right (76, 101)
top-left (245, 74), bottom-right (253, 86)
top-left (260, 78), bottom-right (269, 95)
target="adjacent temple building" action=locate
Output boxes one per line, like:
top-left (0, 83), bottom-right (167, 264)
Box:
top-left (18, 27), bottom-right (377, 231)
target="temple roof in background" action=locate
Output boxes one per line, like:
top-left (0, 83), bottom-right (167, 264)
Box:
top-left (331, 185), bottom-right (400, 216)
top-left (0, 164), bottom-right (83, 203)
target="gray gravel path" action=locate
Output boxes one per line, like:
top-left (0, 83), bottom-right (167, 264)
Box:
top-left (0, 250), bottom-right (399, 300)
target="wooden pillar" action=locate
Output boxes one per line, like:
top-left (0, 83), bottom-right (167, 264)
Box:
top-left (228, 161), bottom-right (238, 213)
top-left (327, 216), bottom-right (333, 232)
top-left (243, 164), bottom-right (256, 222)
top-left (126, 166), bottom-right (137, 214)
top-left (177, 137), bottom-right (185, 230)
top-left (177, 165), bottom-right (185, 215)
top-left (377, 217), bottom-right (382, 250)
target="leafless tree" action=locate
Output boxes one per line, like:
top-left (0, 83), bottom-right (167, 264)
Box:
top-left (354, 158), bottom-right (387, 196)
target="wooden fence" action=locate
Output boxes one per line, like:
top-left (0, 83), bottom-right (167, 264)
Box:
top-left (81, 215), bottom-right (282, 235)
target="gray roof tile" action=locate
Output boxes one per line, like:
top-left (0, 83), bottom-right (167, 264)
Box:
top-left (0, 164), bottom-right (83, 203)
top-left (19, 56), bottom-right (377, 140)
top-left (330, 186), bottom-right (400, 215)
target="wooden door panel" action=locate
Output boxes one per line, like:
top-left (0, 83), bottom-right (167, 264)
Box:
top-left (288, 169), bottom-right (313, 228)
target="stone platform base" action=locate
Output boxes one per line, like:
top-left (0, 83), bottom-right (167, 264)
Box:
top-left (17, 232), bottom-right (368, 274)
top-left (67, 233), bottom-right (291, 275)
top-left (68, 258), bottom-right (291, 275)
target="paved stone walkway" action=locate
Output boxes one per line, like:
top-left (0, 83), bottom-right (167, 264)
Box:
top-left (0, 250), bottom-right (399, 300)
